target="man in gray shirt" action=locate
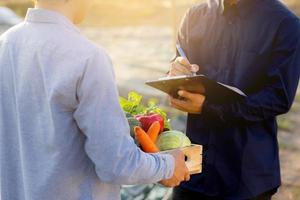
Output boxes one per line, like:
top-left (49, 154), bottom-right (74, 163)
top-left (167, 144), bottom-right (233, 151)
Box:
top-left (0, 0), bottom-right (190, 199)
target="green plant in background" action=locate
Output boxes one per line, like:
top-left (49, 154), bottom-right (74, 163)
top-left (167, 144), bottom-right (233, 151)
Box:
top-left (291, 102), bottom-right (300, 112)
top-left (277, 115), bottom-right (294, 132)
top-left (295, 92), bottom-right (300, 103)
top-left (291, 186), bottom-right (300, 200)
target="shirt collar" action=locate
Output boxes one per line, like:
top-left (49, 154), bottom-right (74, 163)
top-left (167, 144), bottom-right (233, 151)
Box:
top-left (25, 8), bottom-right (80, 33)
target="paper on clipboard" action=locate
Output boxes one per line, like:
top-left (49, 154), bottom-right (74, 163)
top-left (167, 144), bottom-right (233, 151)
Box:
top-left (216, 82), bottom-right (246, 96)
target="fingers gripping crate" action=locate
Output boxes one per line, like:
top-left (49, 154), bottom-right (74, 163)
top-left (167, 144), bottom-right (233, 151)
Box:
top-left (164, 144), bottom-right (203, 175)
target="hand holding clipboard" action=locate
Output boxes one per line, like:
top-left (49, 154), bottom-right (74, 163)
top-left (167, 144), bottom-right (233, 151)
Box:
top-left (146, 44), bottom-right (246, 104)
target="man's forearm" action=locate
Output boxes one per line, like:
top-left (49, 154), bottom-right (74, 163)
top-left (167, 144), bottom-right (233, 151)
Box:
top-left (105, 151), bottom-right (175, 185)
top-left (202, 85), bottom-right (295, 125)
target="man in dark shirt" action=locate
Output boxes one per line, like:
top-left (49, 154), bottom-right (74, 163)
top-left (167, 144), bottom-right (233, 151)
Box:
top-left (168, 0), bottom-right (300, 199)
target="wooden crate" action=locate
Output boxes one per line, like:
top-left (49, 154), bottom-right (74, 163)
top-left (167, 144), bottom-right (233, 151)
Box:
top-left (163, 144), bottom-right (203, 175)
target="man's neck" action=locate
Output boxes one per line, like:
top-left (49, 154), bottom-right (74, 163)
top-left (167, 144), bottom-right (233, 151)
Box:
top-left (35, 2), bottom-right (75, 24)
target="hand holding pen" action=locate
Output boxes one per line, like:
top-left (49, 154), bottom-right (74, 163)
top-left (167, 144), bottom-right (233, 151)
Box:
top-left (168, 44), bottom-right (200, 77)
top-left (168, 44), bottom-right (205, 114)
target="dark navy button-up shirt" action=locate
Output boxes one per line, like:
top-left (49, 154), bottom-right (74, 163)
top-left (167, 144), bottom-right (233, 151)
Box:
top-left (177, 0), bottom-right (300, 199)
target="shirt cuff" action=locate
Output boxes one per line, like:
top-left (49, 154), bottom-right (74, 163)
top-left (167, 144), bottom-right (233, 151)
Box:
top-left (202, 98), bottom-right (223, 119)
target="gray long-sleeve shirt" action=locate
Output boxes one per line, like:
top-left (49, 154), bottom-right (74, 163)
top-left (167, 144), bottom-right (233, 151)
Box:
top-left (0, 8), bottom-right (174, 200)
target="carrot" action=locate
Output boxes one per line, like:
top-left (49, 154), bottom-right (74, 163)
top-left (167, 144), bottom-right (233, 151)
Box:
top-left (147, 121), bottom-right (161, 143)
top-left (134, 126), bottom-right (159, 153)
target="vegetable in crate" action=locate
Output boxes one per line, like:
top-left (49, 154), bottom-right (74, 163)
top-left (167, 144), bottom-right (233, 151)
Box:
top-left (156, 130), bottom-right (192, 151)
top-left (127, 116), bottom-right (141, 137)
top-left (134, 126), bottom-right (159, 153)
top-left (135, 113), bottom-right (164, 133)
top-left (125, 112), bottom-right (133, 118)
top-left (147, 121), bottom-right (161, 142)
top-left (119, 91), bottom-right (171, 130)
top-left (119, 92), bottom-right (145, 116)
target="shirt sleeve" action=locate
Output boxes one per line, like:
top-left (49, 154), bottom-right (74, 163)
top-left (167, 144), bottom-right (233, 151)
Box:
top-left (202, 17), bottom-right (300, 125)
top-left (73, 48), bottom-right (174, 185)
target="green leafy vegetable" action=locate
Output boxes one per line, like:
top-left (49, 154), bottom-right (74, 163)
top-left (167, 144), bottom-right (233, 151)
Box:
top-left (119, 91), bottom-right (171, 130)
top-left (156, 130), bottom-right (191, 151)
top-left (119, 92), bottom-right (146, 115)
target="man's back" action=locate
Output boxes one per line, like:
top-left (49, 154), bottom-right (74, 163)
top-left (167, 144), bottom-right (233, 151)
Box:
top-left (0, 8), bottom-right (176, 200)
top-left (0, 8), bottom-right (116, 200)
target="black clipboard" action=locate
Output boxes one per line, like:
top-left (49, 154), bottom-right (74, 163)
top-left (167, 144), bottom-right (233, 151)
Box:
top-left (146, 75), bottom-right (246, 104)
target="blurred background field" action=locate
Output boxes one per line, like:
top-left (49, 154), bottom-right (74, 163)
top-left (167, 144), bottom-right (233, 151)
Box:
top-left (0, 0), bottom-right (300, 199)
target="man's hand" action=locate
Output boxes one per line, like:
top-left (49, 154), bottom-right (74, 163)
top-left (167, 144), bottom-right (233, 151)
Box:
top-left (170, 90), bottom-right (206, 114)
top-left (160, 150), bottom-right (190, 187)
top-left (169, 57), bottom-right (200, 77)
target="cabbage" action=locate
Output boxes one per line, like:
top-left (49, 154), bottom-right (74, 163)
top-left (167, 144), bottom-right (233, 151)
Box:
top-left (156, 131), bottom-right (191, 151)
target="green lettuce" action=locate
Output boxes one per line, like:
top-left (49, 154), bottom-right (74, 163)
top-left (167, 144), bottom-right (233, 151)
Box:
top-left (119, 91), bottom-right (171, 130)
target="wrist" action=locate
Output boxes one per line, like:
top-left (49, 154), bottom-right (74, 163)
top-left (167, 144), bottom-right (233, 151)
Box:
top-left (160, 154), bottom-right (175, 179)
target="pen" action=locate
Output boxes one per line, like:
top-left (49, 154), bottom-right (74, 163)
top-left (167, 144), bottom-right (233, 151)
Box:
top-left (176, 43), bottom-right (187, 59)
top-left (176, 43), bottom-right (197, 76)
